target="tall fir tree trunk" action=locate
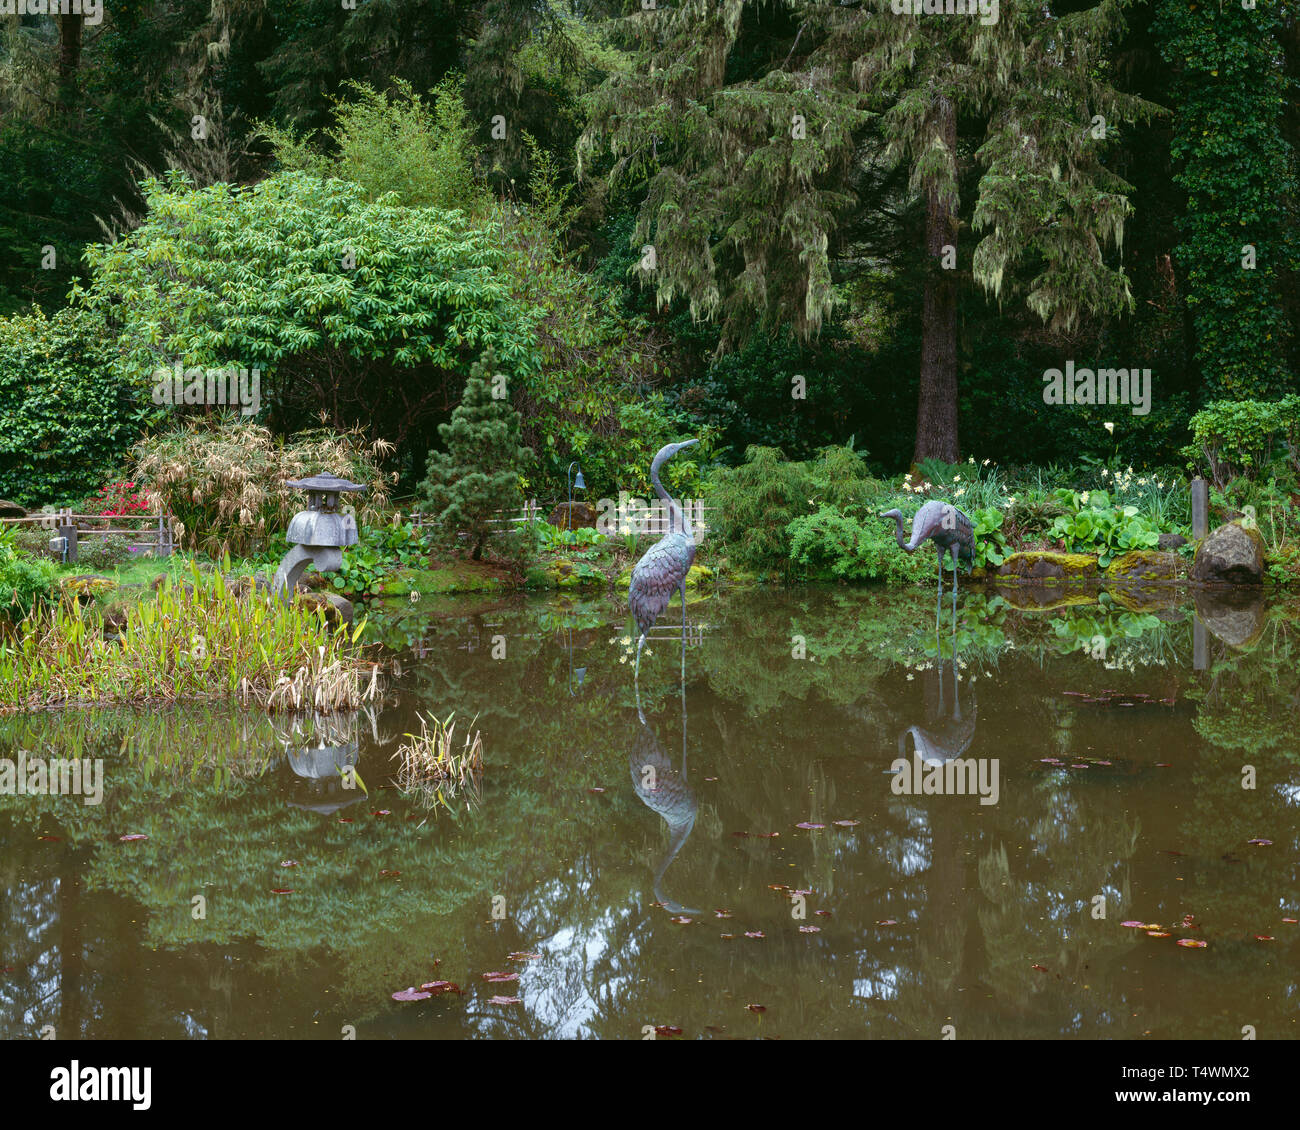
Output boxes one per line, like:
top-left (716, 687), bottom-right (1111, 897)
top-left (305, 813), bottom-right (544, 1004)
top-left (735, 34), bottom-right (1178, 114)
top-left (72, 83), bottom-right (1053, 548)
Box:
top-left (57, 15), bottom-right (83, 116)
top-left (912, 97), bottom-right (959, 466)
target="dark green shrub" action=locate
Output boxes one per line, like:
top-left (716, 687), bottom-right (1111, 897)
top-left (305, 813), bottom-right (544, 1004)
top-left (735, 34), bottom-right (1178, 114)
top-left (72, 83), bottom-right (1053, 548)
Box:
top-left (0, 306), bottom-right (157, 508)
top-left (0, 536), bottom-right (59, 619)
top-left (1183, 396), bottom-right (1300, 488)
top-left (787, 506), bottom-right (932, 584)
top-left (420, 352), bottom-right (534, 560)
top-left (706, 446), bottom-right (817, 574)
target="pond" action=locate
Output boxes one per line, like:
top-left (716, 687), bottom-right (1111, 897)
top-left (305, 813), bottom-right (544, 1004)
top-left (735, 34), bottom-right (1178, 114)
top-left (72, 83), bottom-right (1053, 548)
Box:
top-left (1, 585), bottom-right (1297, 1040)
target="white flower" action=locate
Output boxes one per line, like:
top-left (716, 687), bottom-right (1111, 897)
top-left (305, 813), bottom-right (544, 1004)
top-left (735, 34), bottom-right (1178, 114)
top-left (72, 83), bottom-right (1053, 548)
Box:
top-left (1100, 468), bottom-right (1109, 478)
top-left (1080, 491), bottom-right (1091, 505)
top-left (968, 456), bottom-right (976, 464)
top-left (1126, 465), bottom-right (1133, 475)
top-left (953, 474), bottom-right (962, 482)
top-left (982, 458), bottom-right (990, 466)
top-left (906, 673), bottom-right (915, 681)
top-left (1157, 481), bottom-right (1165, 490)
top-left (1104, 422), bottom-right (1115, 434)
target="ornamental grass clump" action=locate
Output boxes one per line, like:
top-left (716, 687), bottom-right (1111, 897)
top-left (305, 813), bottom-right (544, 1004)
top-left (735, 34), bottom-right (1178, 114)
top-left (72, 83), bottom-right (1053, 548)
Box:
top-left (0, 568), bottom-right (376, 713)
top-left (130, 418), bottom-right (393, 558)
top-left (392, 712), bottom-right (483, 812)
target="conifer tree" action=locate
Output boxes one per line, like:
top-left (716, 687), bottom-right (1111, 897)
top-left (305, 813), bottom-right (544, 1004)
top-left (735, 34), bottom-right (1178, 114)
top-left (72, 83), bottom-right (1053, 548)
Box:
top-left (421, 351), bottom-right (534, 560)
top-left (581, 0), bottom-right (1159, 463)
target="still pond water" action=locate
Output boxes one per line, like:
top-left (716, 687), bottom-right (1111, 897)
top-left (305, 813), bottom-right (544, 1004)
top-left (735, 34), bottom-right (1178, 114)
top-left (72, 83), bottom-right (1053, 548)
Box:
top-left (1, 586), bottom-right (1297, 1039)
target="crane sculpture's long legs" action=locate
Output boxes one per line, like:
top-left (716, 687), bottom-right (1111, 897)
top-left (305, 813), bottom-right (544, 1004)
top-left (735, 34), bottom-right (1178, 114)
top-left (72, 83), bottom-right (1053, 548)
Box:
top-left (934, 545), bottom-right (943, 649)
top-left (680, 583), bottom-right (687, 684)
top-left (635, 631), bottom-right (647, 724)
top-left (952, 548), bottom-right (958, 625)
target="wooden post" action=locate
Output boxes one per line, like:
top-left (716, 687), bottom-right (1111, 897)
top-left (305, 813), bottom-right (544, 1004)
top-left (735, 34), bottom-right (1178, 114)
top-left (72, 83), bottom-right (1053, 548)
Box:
top-left (1193, 615), bottom-right (1208, 672)
top-left (58, 524), bottom-right (78, 564)
top-left (1190, 478), bottom-right (1209, 539)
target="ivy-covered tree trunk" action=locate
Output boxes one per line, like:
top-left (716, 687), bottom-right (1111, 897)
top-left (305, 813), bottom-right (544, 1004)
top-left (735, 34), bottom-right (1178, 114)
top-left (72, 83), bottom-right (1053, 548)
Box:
top-left (913, 95), bottom-right (959, 466)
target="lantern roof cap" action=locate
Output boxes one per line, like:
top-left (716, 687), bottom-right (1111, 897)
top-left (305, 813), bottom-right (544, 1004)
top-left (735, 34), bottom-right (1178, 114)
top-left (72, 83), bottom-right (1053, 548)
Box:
top-left (286, 471), bottom-right (368, 493)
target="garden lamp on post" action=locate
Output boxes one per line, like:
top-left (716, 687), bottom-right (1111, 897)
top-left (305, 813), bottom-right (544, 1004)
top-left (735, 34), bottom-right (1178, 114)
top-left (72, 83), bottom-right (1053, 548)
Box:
top-left (273, 472), bottom-right (368, 603)
top-left (566, 461), bottom-right (585, 531)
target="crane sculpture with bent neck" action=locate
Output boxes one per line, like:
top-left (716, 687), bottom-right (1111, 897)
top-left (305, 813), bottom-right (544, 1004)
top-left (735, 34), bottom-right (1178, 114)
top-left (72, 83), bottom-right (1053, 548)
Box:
top-left (629, 438), bottom-right (699, 701)
top-left (881, 499), bottom-right (975, 631)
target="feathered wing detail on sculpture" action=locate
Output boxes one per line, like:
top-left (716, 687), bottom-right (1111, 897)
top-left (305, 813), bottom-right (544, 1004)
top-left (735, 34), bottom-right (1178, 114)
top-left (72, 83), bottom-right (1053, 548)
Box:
top-left (881, 498), bottom-right (976, 625)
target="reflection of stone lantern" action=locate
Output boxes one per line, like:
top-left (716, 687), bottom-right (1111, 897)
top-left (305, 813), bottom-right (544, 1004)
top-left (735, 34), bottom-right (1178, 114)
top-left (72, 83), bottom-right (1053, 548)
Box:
top-left (278, 709), bottom-right (376, 816)
top-left (273, 472), bottom-right (368, 601)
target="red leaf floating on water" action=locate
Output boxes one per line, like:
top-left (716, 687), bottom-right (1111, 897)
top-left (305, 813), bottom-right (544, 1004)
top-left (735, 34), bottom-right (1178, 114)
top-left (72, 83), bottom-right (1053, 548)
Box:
top-left (720, 933), bottom-right (735, 940)
top-left (1146, 931), bottom-right (1171, 937)
top-left (795, 822), bottom-right (825, 830)
top-left (1156, 763), bottom-right (1172, 768)
top-left (380, 869), bottom-right (401, 877)
top-left (270, 888), bottom-right (294, 894)
top-left (508, 952), bottom-right (542, 962)
top-left (767, 884), bottom-right (789, 892)
top-left (833, 819), bottom-right (860, 827)
top-left (1120, 921), bottom-right (1145, 928)
top-left (1247, 838), bottom-right (1273, 846)
top-left (744, 931), bottom-right (765, 939)
top-left (488, 995), bottom-right (521, 1005)
top-left (1071, 763), bottom-right (1089, 769)
top-left (1176, 939), bottom-right (1207, 949)
top-left (815, 910), bottom-right (832, 918)
top-left (705, 777), bottom-right (718, 782)
top-left (746, 1004), bottom-right (767, 1013)
top-left (38, 835), bottom-right (61, 841)
top-left (654, 1025), bottom-right (683, 1037)
top-left (790, 889), bottom-right (813, 896)
top-left (877, 919), bottom-right (898, 926)
top-left (339, 818), bottom-right (354, 823)
top-left (1255, 935), bottom-right (1274, 942)
top-left (1032, 964), bottom-right (1048, 972)
top-left (1283, 918), bottom-right (1298, 925)
top-left (587, 787), bottom-right (605, 794)
top-left (482, 971), bottom-right (519, 983)
top-left (392, 987), bottom-right (431, 1002)
top-left (280, 860), bottom-right (298, 868)
top-left (372, 810), bottom-right (391, 817)
top-left (119, 833), bottom-right (148, 842)
top-left (669, 916), bottom-right (693, 925)
top-left (799, 925), bottom-right (821, 934)
top-left (1096, 760), bottom-right (1113, 766)
top-left (420, 980), bottom-right (461, 994)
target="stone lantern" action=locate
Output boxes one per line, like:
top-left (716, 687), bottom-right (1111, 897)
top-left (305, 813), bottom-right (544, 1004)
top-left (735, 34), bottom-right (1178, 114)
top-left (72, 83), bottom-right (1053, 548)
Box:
top-left (272, 471), bottom-right (368, 602)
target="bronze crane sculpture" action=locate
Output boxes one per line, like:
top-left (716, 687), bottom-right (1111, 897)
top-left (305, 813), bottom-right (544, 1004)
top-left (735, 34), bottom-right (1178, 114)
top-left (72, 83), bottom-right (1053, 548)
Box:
top-left (629, 439), bottom-right (699, 682)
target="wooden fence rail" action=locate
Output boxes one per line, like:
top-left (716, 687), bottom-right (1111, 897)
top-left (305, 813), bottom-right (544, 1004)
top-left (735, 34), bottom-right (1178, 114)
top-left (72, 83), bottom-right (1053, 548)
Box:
top-left (1, 511), bottom-right (174, 562)
top-left (406, 498), bottom-right (714, 540)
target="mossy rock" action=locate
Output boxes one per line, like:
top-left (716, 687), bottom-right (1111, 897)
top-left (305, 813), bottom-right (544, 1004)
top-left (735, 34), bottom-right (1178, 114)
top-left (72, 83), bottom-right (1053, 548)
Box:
top-left (991, 585), bottom-right (1100, 611)
top-left (614, 562), bottom-right (715, 590)
top-left (1104, 550), bottom-right (1183, 583)
top-left (996, 552), bottom-right (1099, 584)
top-left (1191, 522), bottom-right (1266, 586)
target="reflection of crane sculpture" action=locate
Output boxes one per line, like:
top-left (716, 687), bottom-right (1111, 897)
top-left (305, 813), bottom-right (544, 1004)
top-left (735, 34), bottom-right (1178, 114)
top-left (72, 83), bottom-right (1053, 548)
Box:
top-left (629, 439), bottom-right (699, 681)
top-left (882, 500), bottom-right (974, 624)
top-left (630, 714), bottom-right (700, 916)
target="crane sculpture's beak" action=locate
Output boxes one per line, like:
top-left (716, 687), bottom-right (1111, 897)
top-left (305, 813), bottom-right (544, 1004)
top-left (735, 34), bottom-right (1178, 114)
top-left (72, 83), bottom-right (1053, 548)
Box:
top-left (677, 438), bottom-right (699, 451)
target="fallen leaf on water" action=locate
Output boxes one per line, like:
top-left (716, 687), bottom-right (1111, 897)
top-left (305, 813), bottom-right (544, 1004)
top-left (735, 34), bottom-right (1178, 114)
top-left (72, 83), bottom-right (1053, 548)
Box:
top-left (1071, 763), bottom-right (1089, 769)
top-left (1156, 763), bottom-right (1172, 768)
top-left (799, 925), bottom-right (821, 934)
top-left (380, 869), bottom-right (401, 876)
top-left (1096, 760), bottom-right (1113, 766)
top-left (746, 1004), bottom-right (767, 1013)
top-left (1247, 838), bottom-right (1273, 846)
top-left (790, 888), bottom-right (813, 896)
top-left (815, 910), bottom-right (832, 918)
top-left (1254, 935), bottom-right (1274, 942)
top-left (419, 980), bottom-right (461, 994)
top-left (654, 1026), bottom-right (683, 1037)
top-left (1146, 931), bottom-right (1171, 938)
top-left (270, 888), bottom-right (294, 894)
top-left (833, 819), bottom-right (860, 827)
top-left (877, 919), bottom-right (898, 926)
top-left (280, 860), bottom-right (298, 868)
top-left (338, 818), bottom-right (354, 823)
top-left (795, 822), bottom-right (826, 830)
top-left (488, 995), bottom-right (521, 1005)
top-left (371, 810), bottom-right (391, 817)
top-left (482, 971), bottom-right (519, 983)
top-left (753, 832), bottom-right (780, 839)
top-left (587, 787), bottom-right (605, 794)
top-left (391, 987), bottom-right (431, 1002)
top-left (1120, 921), bottom-right (1145, 928)
top-left (37, 835), bottom-right (61, 841)
top-left (669, 916), bottom-right (693, 925)
top-left (744, 931), bottom-right (765, 939)
top-left (1176, 939), bottom-right (1207, 949)
top-left (720, 934), bottom-right (735, 940)
top-left (119, 833), bottom-right (148, 842)
top-left (1283, 918), bottom-right (1298, 925)
top-left (714, 910), bottom-right (733, 919)
top-left (705, 777), bottom-right (718, 782)
top-left (767, 884), bottom-right (789, 892)
top-left (508, 952), bottom-right (542, 962)
top-left (1031, 964), bottom-right (1048, 972)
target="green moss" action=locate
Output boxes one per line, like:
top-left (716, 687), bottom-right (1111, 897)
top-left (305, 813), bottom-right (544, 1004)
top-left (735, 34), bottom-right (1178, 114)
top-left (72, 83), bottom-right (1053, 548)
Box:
top-left (383, 562), bottom-right (509, 595)
top-left (1105, 550), bottom-right (1182, 582)
top-left (614, 562), bottom-right (715, 590)
top-left (997, 551), bottom-right (1100, 584)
